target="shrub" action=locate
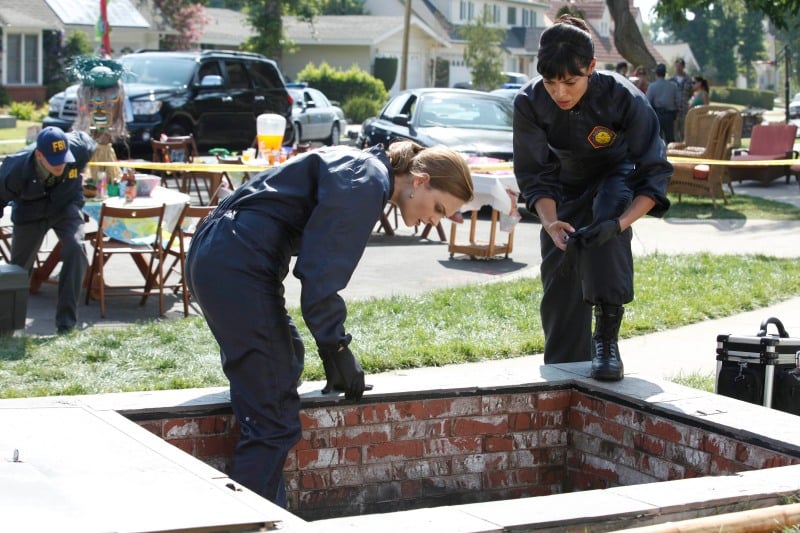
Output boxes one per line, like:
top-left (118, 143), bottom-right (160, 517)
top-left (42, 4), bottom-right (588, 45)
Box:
top-left (296, 62), bottom-right (389, 122)
top-left (0, 86), bottom-right (10, 107)
top-left (343, 96), bottom-right (382, 124)
top-left (8, 101), bottom-right (37, 121)
top-left (711, 86), bottom-right (775, 110)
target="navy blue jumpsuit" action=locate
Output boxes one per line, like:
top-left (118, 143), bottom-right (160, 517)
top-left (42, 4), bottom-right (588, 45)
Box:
top-left (0, 131), bottom-right (96, 331)
top-left (185, 145), bottom-right (393, 506)
top-left (513, 71), bottom-right (672, 364)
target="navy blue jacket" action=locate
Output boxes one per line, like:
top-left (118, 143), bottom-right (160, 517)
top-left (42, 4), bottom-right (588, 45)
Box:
top-left (0, 131), bottom-right (96, 224)
top-left (208, 144), bottom-right (393, 352)
top-left (513, 71), bottom-right (671, 217)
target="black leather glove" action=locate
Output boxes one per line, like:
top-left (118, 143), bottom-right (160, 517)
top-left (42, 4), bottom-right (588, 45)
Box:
top-left (320, 346), bottom-right (366, 401)
top-left (573, 218), bottom-right (620, 249)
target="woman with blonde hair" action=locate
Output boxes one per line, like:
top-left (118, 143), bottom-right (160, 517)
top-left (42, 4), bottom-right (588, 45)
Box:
top-left (185, 141), bottom-right (473, 507)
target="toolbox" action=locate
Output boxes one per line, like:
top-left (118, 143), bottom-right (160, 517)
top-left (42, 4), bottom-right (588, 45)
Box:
top-left (716, 317), bottom-right (800, 415)
top-left (0, 263), bottom-right (29, 333)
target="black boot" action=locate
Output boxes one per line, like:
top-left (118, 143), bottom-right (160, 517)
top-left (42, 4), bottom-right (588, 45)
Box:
top-left (591, 304), bottom-right (625, 381)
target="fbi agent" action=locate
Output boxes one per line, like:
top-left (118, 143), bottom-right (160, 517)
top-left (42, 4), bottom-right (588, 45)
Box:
top-left (0, 127), bottom-right (97, 334)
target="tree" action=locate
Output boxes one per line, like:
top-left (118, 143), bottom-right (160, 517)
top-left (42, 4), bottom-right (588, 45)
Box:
top-left (607, 0), bottom-right (657, 77)
top-left (459, 6), bottom-right (506, 91)
top-left (655, 0), bottom-right (800, 31)
top-left (738, 11), bottom-right (767, 85)
top-left (154, 0), bottom-right (210, 50)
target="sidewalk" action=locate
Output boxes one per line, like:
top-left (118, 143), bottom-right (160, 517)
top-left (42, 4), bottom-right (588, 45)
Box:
top-left (19, 178), bottom-right (800, 381)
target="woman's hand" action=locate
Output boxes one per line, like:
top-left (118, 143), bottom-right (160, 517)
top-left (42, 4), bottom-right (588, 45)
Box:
top-left (545, 220), bottom-right (575, 251)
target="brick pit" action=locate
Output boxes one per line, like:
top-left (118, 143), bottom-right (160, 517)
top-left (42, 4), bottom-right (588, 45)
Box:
top-left (119, 361), bottom-right (800, 530)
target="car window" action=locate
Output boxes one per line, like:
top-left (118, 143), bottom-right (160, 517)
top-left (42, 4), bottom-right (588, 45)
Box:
top-left (197, 60), bottom-right (222, 83)
top-left (381, 93), bottom-right (412, 119)
top-left (120, 56), bottom-right (195, 87)
top-left (419, 95), bottom-right (512, 130)
top-left (309, 88), bottom-right (330, 107)
top-left (225, 61), bottom-right (251, 89)
top-left (249, 61), bottom-right (284, 90)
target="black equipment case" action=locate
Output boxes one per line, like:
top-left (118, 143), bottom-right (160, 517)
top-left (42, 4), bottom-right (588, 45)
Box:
top-left (716, 317), bottom-right (800, 415)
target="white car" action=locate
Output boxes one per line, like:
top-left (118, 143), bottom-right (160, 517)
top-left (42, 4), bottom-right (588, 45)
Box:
top-left (790, 93), bottom-right (800, 120)
top-left (287, 84), bottom-right (346, 145)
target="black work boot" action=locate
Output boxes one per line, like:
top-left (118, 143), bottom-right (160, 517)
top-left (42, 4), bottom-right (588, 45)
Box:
top-left (591, 304), bottom-right (625, 381)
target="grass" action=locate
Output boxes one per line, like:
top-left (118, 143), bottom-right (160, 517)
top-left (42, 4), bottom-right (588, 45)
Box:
top-left (0, 118), bottom-right (40, 154)
top-left (1, 252), bottom-right (799, 399)
top-left (665, 192), bottom-right (800, 220)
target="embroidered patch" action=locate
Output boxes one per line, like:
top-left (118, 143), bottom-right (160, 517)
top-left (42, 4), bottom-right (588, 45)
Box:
top-left (588, 126), bottom-right (616, 148)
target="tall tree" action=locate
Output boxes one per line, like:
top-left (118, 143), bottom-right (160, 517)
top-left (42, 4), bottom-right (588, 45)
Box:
top-left (607, 0), bottom-right (657, 76)
top-left (738, 11), bottom-right (767, 85)
top-left (241, 0), bottom-right (319, 61)
top-left (459, 6), bottom-right (507, 91)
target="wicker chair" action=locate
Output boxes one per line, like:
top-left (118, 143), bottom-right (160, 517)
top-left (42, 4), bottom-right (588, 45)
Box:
top-left (667, 109), bottom-right (739, 208)
top-left (667, 105), bottom-right (742, 193)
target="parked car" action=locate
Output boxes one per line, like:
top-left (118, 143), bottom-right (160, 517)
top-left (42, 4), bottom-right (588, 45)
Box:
top-left (287, 83), bottom-right (346, 145)
top-left (490, 87), bottom-right (520, 102)
top-left (44, 50), bottom-right (294, 157)
top-left (357, 88), bottom-right (513, 162)
top-left (789, 92), bottom-right (800, 120)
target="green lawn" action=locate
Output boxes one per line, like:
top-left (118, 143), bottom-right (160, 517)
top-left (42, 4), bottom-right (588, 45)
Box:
top-left (1, 253), bottom-right (798, 399)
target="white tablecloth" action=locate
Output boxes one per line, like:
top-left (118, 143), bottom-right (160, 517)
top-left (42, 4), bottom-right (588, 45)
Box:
top-left (459, 171), bottom-right (519, 215)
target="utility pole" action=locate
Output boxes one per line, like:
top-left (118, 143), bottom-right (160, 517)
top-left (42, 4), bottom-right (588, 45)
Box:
top-left (400, 0), bottom-right (412, 90)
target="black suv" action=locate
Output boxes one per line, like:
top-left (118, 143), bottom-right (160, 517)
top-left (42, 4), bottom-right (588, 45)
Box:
top-left (44, 49), bottom-right (294, 156)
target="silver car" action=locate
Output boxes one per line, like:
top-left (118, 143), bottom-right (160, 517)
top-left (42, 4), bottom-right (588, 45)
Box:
top-left (287, 84), bottom-right (346, 145)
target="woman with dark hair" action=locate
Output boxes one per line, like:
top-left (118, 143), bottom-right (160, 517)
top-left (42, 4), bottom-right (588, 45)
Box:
top-left (512, 15), bottom-right (672, 381)
top-left (689, 76), bottom-right (711, 107)
top-left (185, 141), bottom-right (473, 506)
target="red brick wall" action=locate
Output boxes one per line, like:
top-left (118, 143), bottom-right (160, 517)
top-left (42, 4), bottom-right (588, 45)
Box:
top-left (5, 86), bottom-right (47, 105)
top-left (133, 387), bottom-right (800, 520)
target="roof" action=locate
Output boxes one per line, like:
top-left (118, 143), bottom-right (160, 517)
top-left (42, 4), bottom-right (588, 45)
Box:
top-left (45, 0), bottom-right (149, 28)
top-left (0, 0), bottom-right (61, 28)
top-left (283, 15), bottom-right (449, 47)
top-left (202, 7), bottom-right (253, 46)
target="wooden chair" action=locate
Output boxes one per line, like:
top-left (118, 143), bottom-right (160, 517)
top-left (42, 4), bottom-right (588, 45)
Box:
top-left (728, 124), bottom-right (798, 186)
top-left (150, 135), bottom-right (200, 195)
top-left (160, 203), bottom-right (214, 317)
top-left (668, 105), bottom-right (742, 193)
top-left (667, 109), bottom-right (739, 208)
top-left (85, 203), bottom-right (167, 318)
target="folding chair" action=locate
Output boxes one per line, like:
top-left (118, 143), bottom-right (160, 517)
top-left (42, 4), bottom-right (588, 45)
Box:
top-left (161, 203), bottom-right (214, 317)
top-left (85, 203), bottom-right (167, 317)
top-left (150, 135), bottom-right (200, 195)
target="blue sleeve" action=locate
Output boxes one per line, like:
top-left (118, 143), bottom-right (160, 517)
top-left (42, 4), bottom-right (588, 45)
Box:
top-left (293, 156), bottom-right (389, 352)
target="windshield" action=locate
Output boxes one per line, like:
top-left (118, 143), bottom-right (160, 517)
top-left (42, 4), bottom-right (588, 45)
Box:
top-left (416, 94), bottom-right (513, 131)
top-left (119, 56), bottom-right (196, 87)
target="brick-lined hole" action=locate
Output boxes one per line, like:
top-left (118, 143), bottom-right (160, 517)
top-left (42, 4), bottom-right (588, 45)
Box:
top-left (132, 386), bottom-right (800, 521)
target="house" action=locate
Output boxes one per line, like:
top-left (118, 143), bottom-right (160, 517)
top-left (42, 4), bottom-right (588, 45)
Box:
top-left (0, 0), bottom-right (170, 103)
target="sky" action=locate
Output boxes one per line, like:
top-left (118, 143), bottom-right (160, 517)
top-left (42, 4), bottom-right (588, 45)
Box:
top-left (633, 0), bottom-right (658, 24)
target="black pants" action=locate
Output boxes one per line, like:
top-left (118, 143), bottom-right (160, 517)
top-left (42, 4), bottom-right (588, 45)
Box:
top-left (538, 169), bottom-right (634, 364)
top-left (185, 210), bottom-right (304, 507)
top-left (11, 204), bottom-right (87, 331)
top-left (655, 108), bottom-right (677, 145)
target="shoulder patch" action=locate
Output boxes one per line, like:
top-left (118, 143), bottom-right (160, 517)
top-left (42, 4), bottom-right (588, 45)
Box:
top-left (587, 126), bottom-right (616, 149)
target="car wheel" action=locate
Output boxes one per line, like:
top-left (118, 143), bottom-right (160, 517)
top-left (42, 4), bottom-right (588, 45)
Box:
top-left (326, 123), bottom-right (340, 146)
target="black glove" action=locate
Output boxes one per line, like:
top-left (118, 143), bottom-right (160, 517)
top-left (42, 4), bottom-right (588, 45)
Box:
top-left (572, 218), bottom-right (620, 249)
top-left (320, 346), bottom-right (366, 401)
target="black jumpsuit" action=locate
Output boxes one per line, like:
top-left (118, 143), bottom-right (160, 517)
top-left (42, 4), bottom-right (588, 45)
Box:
top-left (513, 71), bottom-right (672, 364)
top-left (185, 145), bottom-right (393, 506)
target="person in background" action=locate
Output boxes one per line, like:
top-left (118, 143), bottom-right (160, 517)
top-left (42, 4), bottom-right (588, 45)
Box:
top-left (185, 141), bottom-right (474, 507)
top-left (615, 61), bottom-right (629, 77)
top-left (670, 58), bottom-right (693, 142)
top-left (646, 63), bottom-right (681, 144)
top-left (629, 65), bottom-right (649, 93)
top-left (513, 14), bottom-right (671, 382)
top-left (689, 76), bottom-right (711, 108)
top-left (0, 127), bottom-right (97, 334)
